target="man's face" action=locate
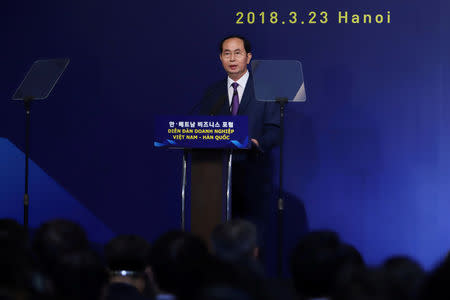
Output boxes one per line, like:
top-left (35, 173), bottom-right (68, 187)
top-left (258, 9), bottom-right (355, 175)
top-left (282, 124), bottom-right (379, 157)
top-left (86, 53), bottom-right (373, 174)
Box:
top-left (220, 37), bottom-right (252, 81)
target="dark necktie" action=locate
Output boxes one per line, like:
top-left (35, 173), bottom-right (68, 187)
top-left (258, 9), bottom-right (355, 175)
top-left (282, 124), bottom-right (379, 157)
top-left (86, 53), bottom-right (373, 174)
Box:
top-left (231, 82), bottom-right (239, 115)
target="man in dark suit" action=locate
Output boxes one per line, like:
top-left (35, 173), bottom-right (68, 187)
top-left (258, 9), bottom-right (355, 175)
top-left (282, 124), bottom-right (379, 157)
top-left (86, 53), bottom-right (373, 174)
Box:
top-left (199, 36), bottom-right (280, 252)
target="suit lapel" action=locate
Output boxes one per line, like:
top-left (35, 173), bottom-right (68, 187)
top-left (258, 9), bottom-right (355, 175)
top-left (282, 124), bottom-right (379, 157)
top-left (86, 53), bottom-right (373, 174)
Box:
top-left (237, 75), bottom-right (253, 115)
top-left (220, 80), bottom-right (231, 115)
top-left (210, 79), bottom-right (230, 116)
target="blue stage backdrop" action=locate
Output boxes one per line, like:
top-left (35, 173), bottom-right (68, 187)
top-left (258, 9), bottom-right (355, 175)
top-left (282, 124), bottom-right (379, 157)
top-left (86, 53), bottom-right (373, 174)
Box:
top-left (1, 0), bottom-right (450, 274)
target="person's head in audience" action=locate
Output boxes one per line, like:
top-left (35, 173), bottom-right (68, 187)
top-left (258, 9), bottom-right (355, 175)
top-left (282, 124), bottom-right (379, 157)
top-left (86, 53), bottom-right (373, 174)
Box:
top-left (382, 255), bottom-right (425, 300)
top-left (185, 258), bottom-right (275, 300)
top-left (211, 219), bottom-right (259, 263)
top-left (290, 230), bottom-right (344, 299)
top-left (149, 230), bottom-right (211, 298)
top-left (419, 254), bottom-right (450, 300)
top-left (51, 249), bottom-right (108, 300)
top-left (195, 284), bottom-right (256, 300)
top-left (0, 219), bottom-right (31, 299)
top-left (104, 235), bottom-right (152, 294)
top-left (333, 266), bottom-right (390, 300)
top-left (33, 219), bottom-right (89, 271)
top-left (32, 219), bottom-right (90, 295)
top-left (340, 242), bottom-right (365, 268)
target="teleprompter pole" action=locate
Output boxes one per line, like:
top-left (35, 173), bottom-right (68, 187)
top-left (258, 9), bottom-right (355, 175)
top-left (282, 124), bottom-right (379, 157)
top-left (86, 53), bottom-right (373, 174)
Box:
top-left (12, 58), bottom-right (70, 232)
top-left (276, 97), bottom-right (288, 277)
top-left (23, 97), bottom-right (33, 232)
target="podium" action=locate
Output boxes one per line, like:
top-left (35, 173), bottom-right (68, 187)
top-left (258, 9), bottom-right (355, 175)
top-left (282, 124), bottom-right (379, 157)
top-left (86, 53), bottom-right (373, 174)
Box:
top-left (154, 116), bottom-right (249, 243)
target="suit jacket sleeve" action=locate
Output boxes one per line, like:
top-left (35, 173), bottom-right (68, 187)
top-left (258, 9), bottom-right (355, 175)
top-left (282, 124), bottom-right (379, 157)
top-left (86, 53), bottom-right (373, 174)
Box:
top-left (259, 101), bottom-right (281, 152)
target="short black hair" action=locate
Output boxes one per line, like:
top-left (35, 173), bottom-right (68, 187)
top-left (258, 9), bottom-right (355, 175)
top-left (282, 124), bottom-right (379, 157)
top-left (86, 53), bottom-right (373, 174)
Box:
top-left (420, 254), bottom-right (450, 300)
top-left (219, 35), bottom-right (252, 53)
top-left (333, 266), bottom-right (389, 300)
top-left (52, 249), bottom-right (108, 300)
top-left (382, 256), bottom-right (425, 300)
top-left (150, 231), bottom-right (210, 297)
top-left (211, 219), bottom-right (258, 262)
top-left (32, 219), bottom-right (90, 275)
top-left (104, 234), bottom-right (151, 273)
top-left (290, 230), bottom-right (342, 298)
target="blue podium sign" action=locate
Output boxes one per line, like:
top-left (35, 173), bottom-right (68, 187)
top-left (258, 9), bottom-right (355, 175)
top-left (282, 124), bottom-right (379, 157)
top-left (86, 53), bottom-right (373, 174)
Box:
top-left (154, 116), bottom-right (250, 149)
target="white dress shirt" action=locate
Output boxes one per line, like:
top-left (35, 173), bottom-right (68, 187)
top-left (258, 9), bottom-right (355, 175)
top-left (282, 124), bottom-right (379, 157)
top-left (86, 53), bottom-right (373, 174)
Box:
top-left (226, 70), bottom-right (249, 110)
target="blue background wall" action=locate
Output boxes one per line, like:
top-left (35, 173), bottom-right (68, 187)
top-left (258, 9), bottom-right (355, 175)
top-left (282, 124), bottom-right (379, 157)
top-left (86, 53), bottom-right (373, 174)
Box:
top-left (1, 0), bottom-right (450, 274)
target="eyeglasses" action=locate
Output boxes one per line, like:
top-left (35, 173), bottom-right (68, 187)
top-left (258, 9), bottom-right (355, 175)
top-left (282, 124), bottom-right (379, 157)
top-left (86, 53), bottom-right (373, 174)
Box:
top-left (222, 51), bottom-right (246, 59)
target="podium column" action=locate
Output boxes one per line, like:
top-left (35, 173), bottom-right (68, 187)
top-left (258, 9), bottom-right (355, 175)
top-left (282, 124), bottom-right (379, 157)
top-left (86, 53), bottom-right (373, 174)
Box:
top-left (190, 149), bottom-right (225, 244)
